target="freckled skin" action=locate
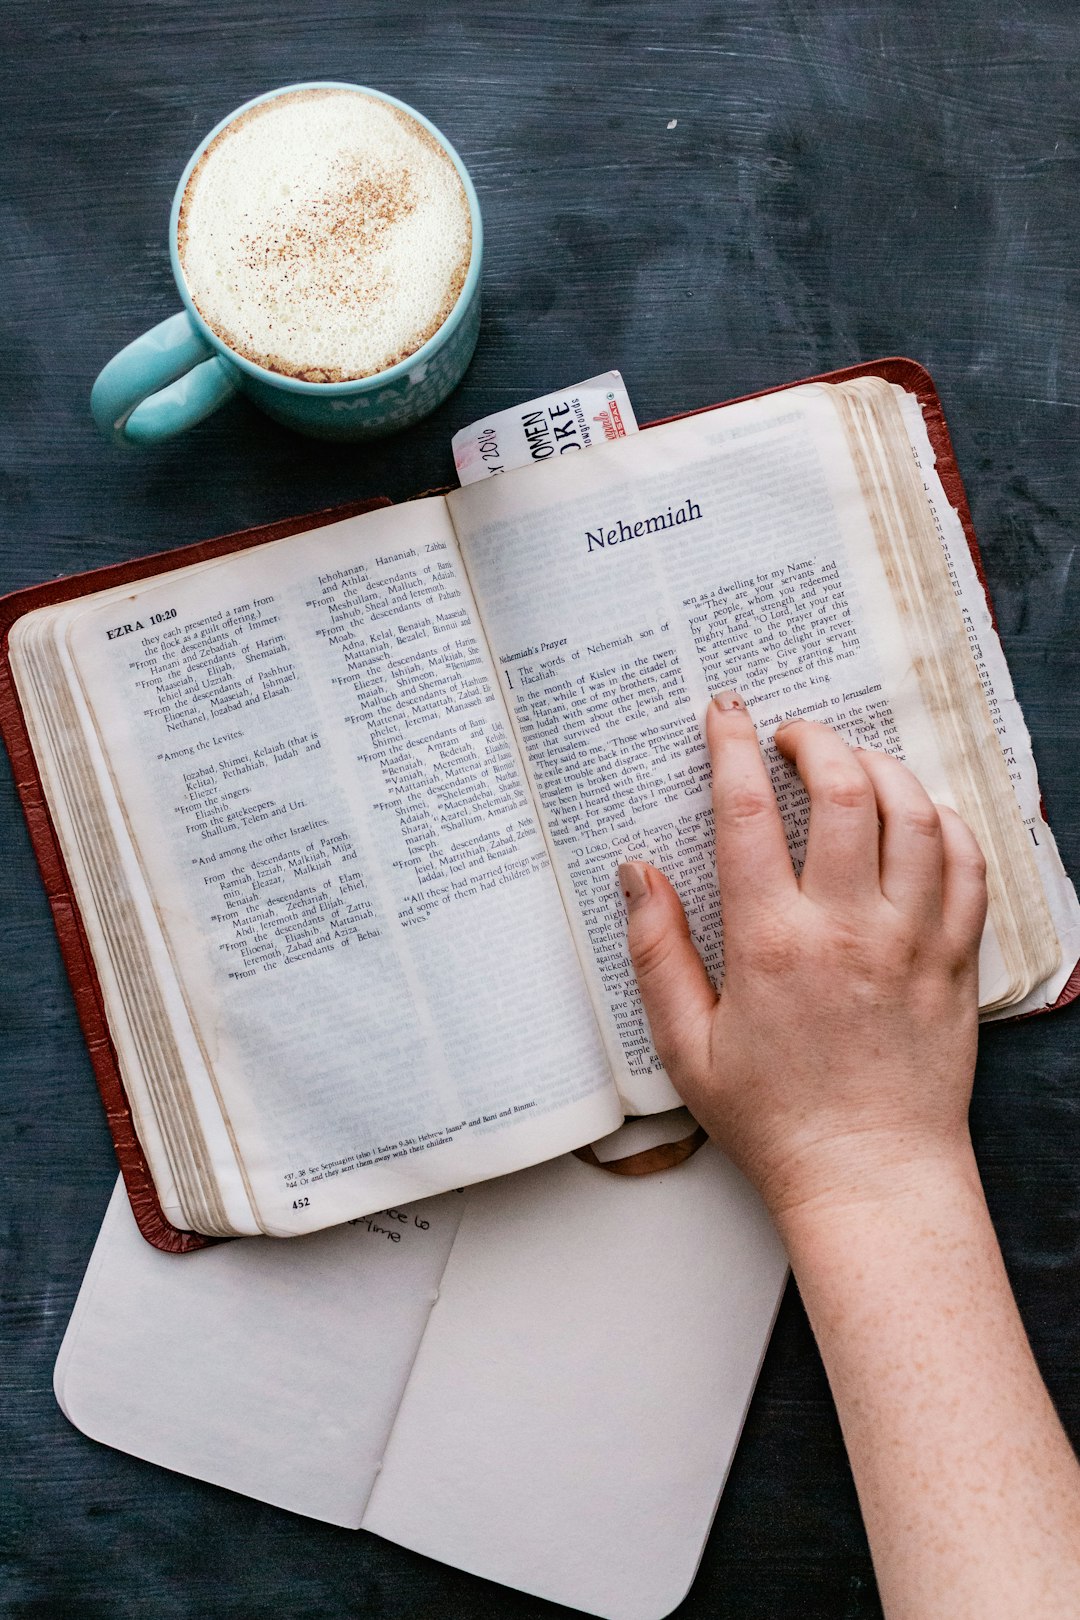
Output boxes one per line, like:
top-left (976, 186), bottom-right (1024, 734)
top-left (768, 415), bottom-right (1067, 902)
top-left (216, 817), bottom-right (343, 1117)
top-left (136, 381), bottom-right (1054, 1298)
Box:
top-left (621, 699), bottom-right (1080, 1619)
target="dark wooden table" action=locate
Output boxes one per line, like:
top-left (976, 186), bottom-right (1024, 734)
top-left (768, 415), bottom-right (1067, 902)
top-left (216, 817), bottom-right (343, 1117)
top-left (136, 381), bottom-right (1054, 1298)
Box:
top-left (3, 4), bottom-right (1078, 1616)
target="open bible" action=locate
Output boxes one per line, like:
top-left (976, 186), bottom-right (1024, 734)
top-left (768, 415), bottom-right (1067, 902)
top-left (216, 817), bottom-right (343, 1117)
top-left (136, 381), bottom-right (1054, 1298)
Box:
top-left (6, 361), bottom-right (1079, 1245)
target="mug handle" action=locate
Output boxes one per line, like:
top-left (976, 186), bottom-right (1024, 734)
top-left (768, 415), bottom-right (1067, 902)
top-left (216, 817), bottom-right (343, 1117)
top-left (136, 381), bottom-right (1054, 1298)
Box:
top-left (91, 311), bottom-right (240, 446)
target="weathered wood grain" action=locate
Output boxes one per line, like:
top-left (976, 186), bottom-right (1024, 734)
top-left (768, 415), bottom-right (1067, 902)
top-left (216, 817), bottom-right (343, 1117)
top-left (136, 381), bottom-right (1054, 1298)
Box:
top-left (2, 4), bottom-right (1078, 1616)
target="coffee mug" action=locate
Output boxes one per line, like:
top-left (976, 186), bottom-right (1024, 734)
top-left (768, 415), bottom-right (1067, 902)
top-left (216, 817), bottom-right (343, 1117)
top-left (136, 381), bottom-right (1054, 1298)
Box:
top-left (91, 82), bottom-right (483, 445)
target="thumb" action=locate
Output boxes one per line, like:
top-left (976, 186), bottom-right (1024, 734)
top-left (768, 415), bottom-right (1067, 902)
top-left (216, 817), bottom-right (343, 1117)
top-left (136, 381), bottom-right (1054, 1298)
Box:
top-left (619, 861), bottom-right (717, 1077)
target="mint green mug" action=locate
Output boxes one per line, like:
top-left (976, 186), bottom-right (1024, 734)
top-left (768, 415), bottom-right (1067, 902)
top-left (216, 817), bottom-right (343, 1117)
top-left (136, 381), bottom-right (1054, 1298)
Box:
top-left (91, 83), bottom-right (483, 446)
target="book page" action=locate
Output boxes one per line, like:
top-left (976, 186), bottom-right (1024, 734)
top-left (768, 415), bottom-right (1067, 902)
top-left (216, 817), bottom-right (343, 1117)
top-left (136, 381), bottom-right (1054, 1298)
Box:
top-left (12, 599), bottom-right (259, 1235)
top-left (895, 390), bottom-right (1080, 1012)
top-left (55, 1178), bottom-right (463, 1527)
top-left (449, 388), bottom-right (997, 1110)
top-left (61, 500), bottom-right (620, 1233)
top-left (363, 1146), bottom-right (787, 1620)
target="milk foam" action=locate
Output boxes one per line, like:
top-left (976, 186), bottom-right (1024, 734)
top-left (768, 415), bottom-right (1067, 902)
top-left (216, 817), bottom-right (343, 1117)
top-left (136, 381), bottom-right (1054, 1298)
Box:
top-left (178, 89), bottom-right (473, 382)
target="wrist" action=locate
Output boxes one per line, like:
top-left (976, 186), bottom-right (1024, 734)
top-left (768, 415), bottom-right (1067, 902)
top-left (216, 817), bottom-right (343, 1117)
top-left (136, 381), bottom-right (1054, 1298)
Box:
top-left (769, 1132), bottom-right (985, 1264)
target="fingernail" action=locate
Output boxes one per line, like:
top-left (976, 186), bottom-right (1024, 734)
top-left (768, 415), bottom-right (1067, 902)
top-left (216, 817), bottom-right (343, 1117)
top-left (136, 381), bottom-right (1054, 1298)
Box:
top-left (711, 689), bottom-right (744, 712)
top-left (618, 861), bottom-right (650, 908)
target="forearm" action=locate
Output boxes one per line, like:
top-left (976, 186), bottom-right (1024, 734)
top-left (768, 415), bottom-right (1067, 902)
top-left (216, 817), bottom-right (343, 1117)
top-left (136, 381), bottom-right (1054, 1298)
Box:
top-left (623, 705), bottom-right (1080, 1609)
top-left (779, 1144), bottom-right (1080, 1620)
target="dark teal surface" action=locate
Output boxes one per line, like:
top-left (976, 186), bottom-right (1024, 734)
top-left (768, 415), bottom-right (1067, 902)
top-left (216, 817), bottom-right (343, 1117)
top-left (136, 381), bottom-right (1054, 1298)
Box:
top-left (2, 4), bottom-right (1078, 1616)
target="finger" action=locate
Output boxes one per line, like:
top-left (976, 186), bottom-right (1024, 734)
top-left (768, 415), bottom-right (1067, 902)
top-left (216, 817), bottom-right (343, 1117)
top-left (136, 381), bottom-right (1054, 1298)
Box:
top-left (937, 806), bottom-right (988, 958)
top-left (619, 861), bottom-right (717, 1076)
top-left (854, 748), bottom-right (944, 920)
top-left (774, 719), bottom-right (879, 903)
top-left (706, 692), bottom-right (797, 926)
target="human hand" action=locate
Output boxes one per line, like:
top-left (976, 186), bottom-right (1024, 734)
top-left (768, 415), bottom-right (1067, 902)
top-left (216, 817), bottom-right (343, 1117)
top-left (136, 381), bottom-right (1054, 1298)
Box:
top-left (623, 697), bottom-right (1080, 1618)
top-left (619, 693), bottom-right (988, 1229)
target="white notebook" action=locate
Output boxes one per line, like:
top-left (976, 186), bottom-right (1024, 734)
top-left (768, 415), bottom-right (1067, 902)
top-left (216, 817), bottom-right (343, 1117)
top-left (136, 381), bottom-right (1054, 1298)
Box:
top-left (56, 1133), bottom-right (787, 1620)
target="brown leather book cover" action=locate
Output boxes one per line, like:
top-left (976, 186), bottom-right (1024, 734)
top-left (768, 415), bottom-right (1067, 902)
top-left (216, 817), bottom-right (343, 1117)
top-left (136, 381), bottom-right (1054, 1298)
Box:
top-left (2, 360), bottom-right (1075, 1253)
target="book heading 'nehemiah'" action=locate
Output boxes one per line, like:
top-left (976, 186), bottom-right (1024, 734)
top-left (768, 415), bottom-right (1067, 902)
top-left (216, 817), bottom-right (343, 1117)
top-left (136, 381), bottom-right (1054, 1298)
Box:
top-left (585, 496), bottom-right (702, 553)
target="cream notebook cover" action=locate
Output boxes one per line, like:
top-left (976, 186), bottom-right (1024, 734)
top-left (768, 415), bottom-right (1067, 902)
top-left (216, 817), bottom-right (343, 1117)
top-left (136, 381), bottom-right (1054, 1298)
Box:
top-left (56, 1136), bottom-right (787, 1620)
